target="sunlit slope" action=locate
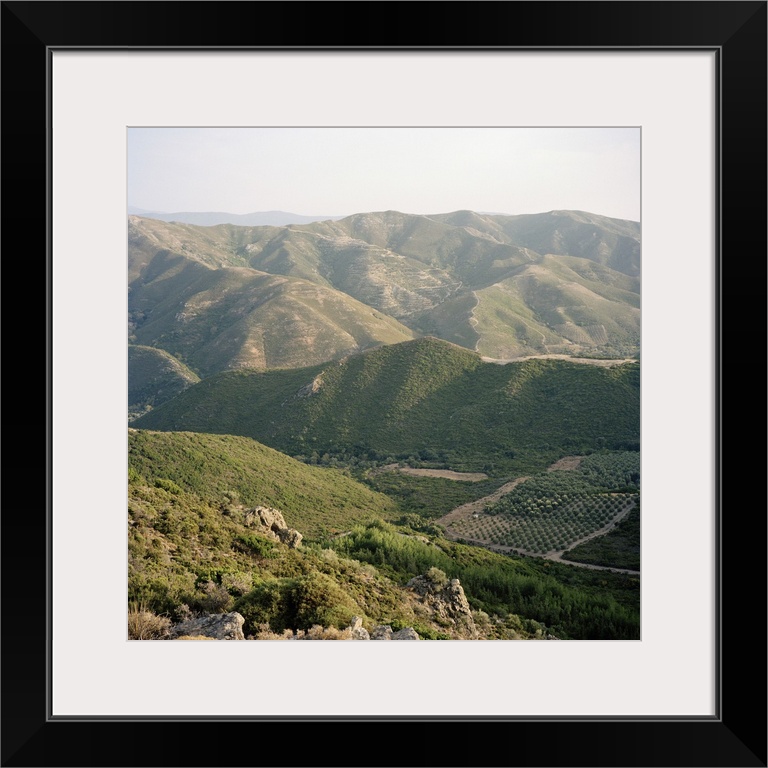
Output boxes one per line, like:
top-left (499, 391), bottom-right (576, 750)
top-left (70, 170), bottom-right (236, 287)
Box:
top-left (129, 209), bottom-right (640, 365)
top-left (129, 231), bottom-right (415, 375)
top-left (470, 255), bottom-right (641, 358)
top-left (128, 429), bottom-right (399, 536)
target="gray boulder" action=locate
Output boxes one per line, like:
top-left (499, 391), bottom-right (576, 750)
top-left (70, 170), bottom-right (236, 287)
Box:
top-left (348, 616), bottom-right (370, 640)
top-left (244, 505), bottom-right (303, 548)
top-left (407, 572), bottom-right (478, 638)
top-left (391, 627), bottom-right (420, 640)
top-left (171, 612), bottom-right (245, 640)
top-left (370, 625), bottom-right (420, 640)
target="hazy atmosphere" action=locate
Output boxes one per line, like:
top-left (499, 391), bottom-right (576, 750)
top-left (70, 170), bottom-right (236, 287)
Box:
top-left (128, 127), bottom-right (640, 220)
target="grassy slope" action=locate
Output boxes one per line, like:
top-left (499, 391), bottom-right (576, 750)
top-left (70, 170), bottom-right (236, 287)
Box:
top-left (128, 429), bottom-right (399, 537)
top-left (134, 338), bottom-right (640, 473)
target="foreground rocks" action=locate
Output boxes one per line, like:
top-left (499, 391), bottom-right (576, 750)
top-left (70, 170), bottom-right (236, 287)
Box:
top-left (170, 612), bottom-right (245, 640)
top-left (351, 617), bottom-right (419, 640)
top-left (164, 570), bottom-right (481, 642)
top-left (168, 612), bottom-right (420, 641)
top-left (368, 625), bottom-right (420, 640)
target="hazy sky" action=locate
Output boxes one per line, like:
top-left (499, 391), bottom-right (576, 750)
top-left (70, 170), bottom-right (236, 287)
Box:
top-left (128, 127), bottom-right (640, 221)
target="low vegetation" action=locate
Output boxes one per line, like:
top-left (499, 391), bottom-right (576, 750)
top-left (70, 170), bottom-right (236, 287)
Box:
top-left (128, 429), bottom-right (399, 538)
top-left (128, 431), bottom-right (639, 640)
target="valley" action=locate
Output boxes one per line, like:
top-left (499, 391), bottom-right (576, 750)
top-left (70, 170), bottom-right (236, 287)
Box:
top-left (127, 208), bottom-right (641, 641)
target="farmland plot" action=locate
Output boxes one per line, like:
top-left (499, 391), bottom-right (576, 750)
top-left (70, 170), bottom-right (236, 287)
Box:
top-left (448, 451), bottom-right (639, 559)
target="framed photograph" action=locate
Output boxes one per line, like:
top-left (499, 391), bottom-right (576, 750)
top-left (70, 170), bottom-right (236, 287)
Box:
top-left (6, 1), bottom-right (765, 765)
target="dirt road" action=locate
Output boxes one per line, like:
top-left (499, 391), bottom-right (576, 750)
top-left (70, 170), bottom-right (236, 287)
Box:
top-left (481, 354), bottom-right (637, 368)
top-left (435, 477), bottom-right (530, 529)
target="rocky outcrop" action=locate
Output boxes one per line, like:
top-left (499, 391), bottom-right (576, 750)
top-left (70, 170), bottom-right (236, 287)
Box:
top-left (407, 570), bottom-right (478, 638)
top-left (391, 627), bottom-right (420, 640)
top-left (348, 616), bottom-right (371, 640)
top-left (296, 374), bottom-right (324, 398)
top-left (244, 505), bottom-right (303, 548)
top-left (367, 624), bottom-right (420, 640)
top-left (170, 612), bottom-right (245, 640)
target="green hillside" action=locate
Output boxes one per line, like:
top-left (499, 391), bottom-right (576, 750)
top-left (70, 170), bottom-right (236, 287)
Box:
top-left (134, 338), bottom-right (640, 473)
top-left (128, 430), bottom-right (639, 639)
top-left (128, 429), bottom-right (399, 536)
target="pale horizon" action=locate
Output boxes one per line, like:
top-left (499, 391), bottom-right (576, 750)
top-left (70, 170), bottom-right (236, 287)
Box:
top-left (128, 127), bottom-right (641, 222)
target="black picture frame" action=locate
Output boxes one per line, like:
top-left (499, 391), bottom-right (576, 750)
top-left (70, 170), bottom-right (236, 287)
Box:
top-left (4, 2), bottom-right (765, 766)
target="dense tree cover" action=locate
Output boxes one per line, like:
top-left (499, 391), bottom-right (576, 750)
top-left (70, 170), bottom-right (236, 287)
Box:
top-left (332, 521), bottom-right (639, 640)
top-left (134, 339), bottom-right (640, 475)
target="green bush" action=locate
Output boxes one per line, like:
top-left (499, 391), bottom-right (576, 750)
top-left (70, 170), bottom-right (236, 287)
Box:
top-left (234, 578), bottom-right (295, 635)
top-left (289, 572), bottom-right (362, 631)
top-left (154, 477), bottom-right (183, 495)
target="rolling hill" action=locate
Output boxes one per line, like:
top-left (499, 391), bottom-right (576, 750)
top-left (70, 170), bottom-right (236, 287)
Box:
top-left (133, 337), bottom-right (640, 473)
top-left (129, 217), bottom-right (416, 375)
top-left (128, 428), bottom-right (399, 537)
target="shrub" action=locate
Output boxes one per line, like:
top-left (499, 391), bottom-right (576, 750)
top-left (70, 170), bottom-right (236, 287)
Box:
top-left (153, 477), bottom-right (183, 495)
top-left (221, 571), bottom-right (253, 596)
top-left (425, 567), bottom-right (449, 588)
top-left (128, 601), bottom-right (171, 640)
top-left (200, 580), bottom-right (234, 613)
top-left (290, 572), bottom-right (361, 630)
top-left (296, 625), bottom-right (354, 640)
top-left (249, 623), bottom-right (294, 640)
top-left (235, 578), bottom-right (294, 635)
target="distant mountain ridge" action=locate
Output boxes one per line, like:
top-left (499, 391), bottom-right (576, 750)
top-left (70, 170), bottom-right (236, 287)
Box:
top-left (127, 207), bottom-right (344, 227)
top-left (128, 208), bottom-right (640, 379)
